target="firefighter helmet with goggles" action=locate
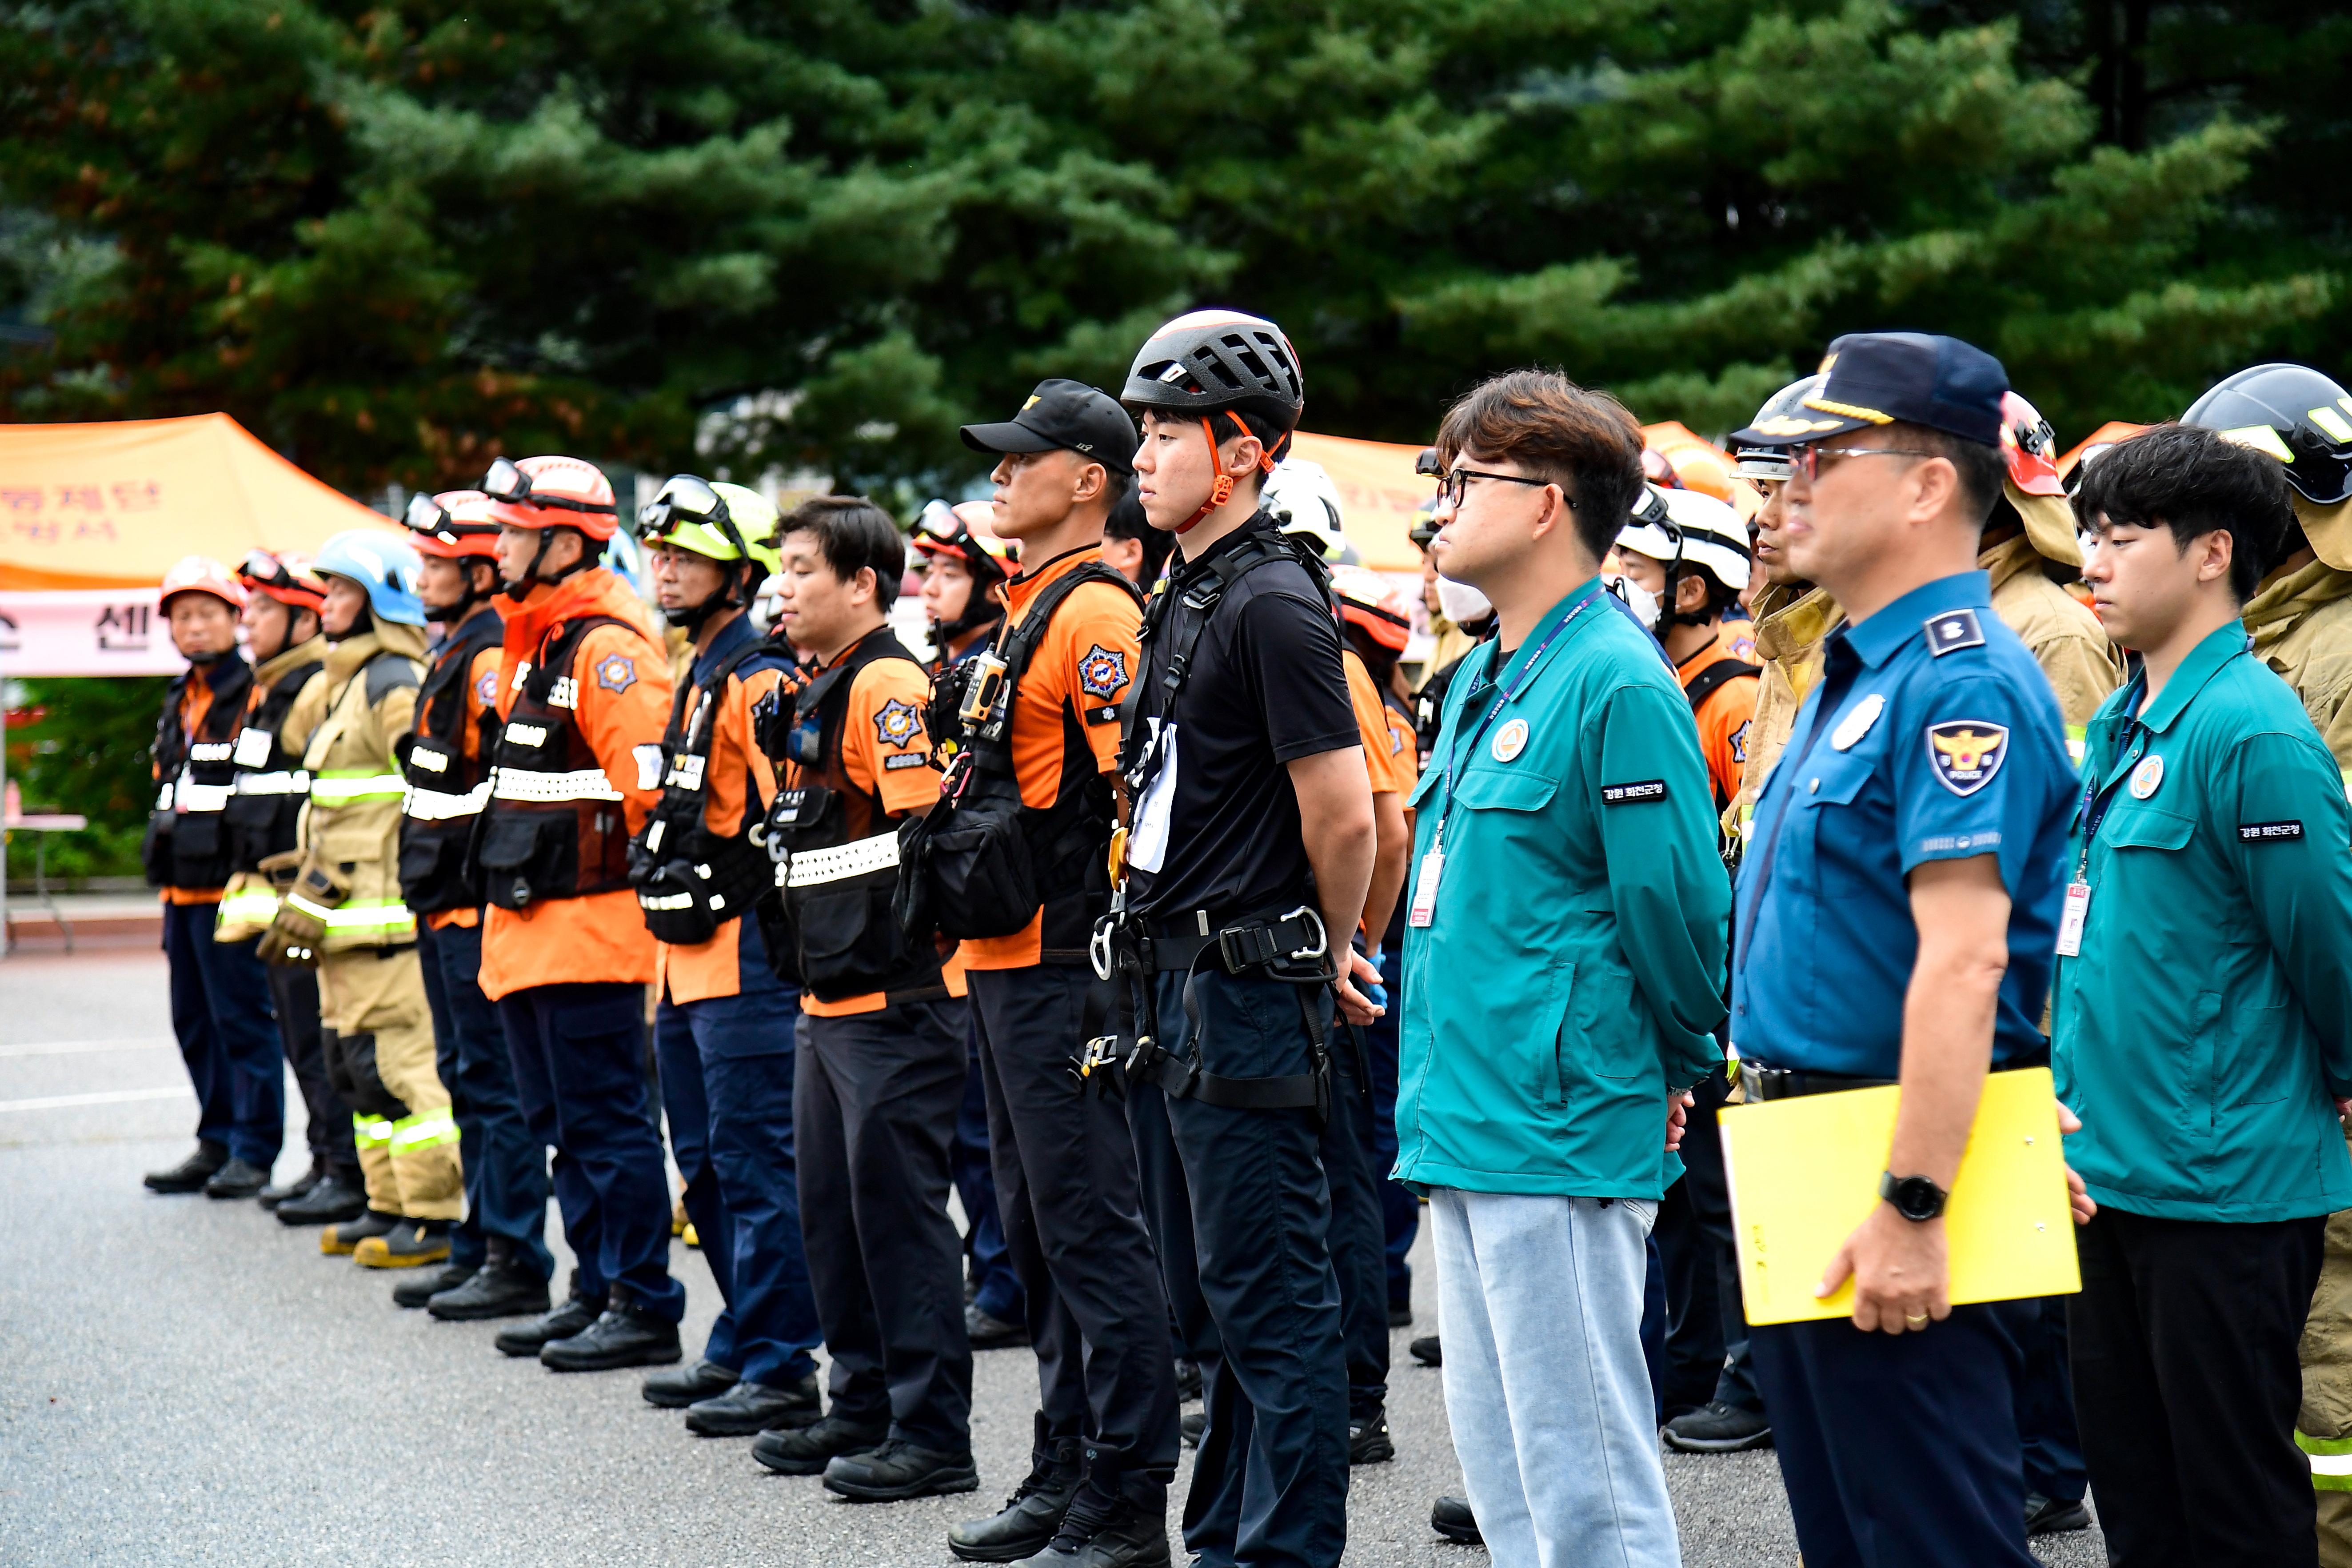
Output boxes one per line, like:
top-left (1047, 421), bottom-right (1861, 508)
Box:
top-left (160, 555), bottom-right (249, 612)
top-left (478, 455), bottom-right (620, 539)
top-left (404, 489), bottom-right (503, 559)
top-left (1993, 390), bottom-right (2081, 567)
top-left (1329, 563), bottom-right (1412, 653)
top-left (912, 499), bottom-right (1018, 587)
top-left (638, 476), bottom-right (782, 630)
top-left (1617, 487), bottom-right (1753, 598)
top-left (238, 549), bottom-right (327, 610)
top-left (1732, 377), bottom-right (1825, 484)
top-left (312, 530), bottom-right (426, 627)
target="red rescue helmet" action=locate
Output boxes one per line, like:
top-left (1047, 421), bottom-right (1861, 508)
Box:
top-left (237, 549), bottom-right (328, 611)
top-left (160, 555), bottom-right (249, 612)
top-left (405, 488), bottom-right (504, 559)
top-left (476, 455), bottom-right (620, 540)
top-left (1330, 563), bottom-right (1412, 653)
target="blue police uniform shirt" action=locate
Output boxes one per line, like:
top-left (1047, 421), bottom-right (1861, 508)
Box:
top-left (1731, 570), bottom-right (2073, 1077)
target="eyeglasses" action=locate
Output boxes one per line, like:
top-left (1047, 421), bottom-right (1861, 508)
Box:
top-left (1788, 444), bottom-right (1933, 482)
top-left (1438, 467), bottom-right (1570, 510)
top-left (479, 457), bottom-right (616, 515)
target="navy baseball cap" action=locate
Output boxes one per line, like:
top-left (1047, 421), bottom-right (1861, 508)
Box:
top-left (961, 378), bottom-right (1136, 471)
top-left (1731, 332), bottom-right (2009, 450)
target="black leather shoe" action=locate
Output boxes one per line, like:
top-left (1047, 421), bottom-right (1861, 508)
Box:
top-left (823, 1437), bottom-right (978, 1502)
top-left (258, 1158), bottom-right (324, 1210)
top-left (1387, 1303), bottom-right (1414, 1328)
top-left (643, 1357), bottom-right (740, 1408)
top-left (1172, 1360), bottom-right (1201, 1403)
top-left (319, 1209), bottom-right (399, 1256)
top-left (1663, 1399), bottom-right (1773, 1453)
top-left (539, 1288), bottom-right (681, 1372)
top-left (394, 1261), bottom-right (474, 1309)
top-left (429, 1241), bottom-right (551, 1321)
top-left (494, 1272), bottom-right (599, 1357)
top-left (686, 1374), bottom-right (822, 1436)
top-left (201, 1157), bottom-right (271, 1199)
top-left (1349, 1404), bottom-right (1394, 1465)
top-left (144, 1142), bottom-right (228, 1194)
top-left (1178, 1411), bottom-right (1204, 1449)
top-left (967, 1301), bottom-right (1030, 1349)
top-left (2024, 1492), bottom-right (2092, 1535)
top-left (1430, 1495), bottom-right (1481, 1545)
top-left (752, 1413), bottom-right (888, 1476)
top-left (1020, 1481), bottom-right (1171, 1567)
top-left (948, 1423), bottom-right (1079, 1562)
top-left (1409, 1333), bottom-right (1441, 1367)
top-left (276, 1171), bottom-right (367, 1226)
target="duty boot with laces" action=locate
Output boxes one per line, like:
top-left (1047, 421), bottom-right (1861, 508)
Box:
top-left (823, 1436), bottom-right (979, 1502)
top-left (494, 1271), bottom-right (599, 1357)
top-left (428, 1239), bottom-right (551, 1321)
top-left (201, 1157), bottom-right (270, 1200)
top-left (948, 1418), bottom-right (1079, 1561)
top-left (1430, 1495), bottom-right (1481, 1545)
top-left (1349, 1403), bottom-right (1394, 1464)
top-left (752, 1413), bottom-right (888, 1476)
top-left (1012, 1480), bottom-right (1171, 1568)
top-left (686, 1372), bottom-right (822, 1436)
top-left (539, 1285), bottom-right (681, 1372)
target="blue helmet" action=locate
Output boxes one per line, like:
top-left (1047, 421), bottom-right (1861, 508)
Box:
top-left (313, 529), bottom-right (426, 627)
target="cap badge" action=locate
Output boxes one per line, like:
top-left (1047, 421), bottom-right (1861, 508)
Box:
top-left (2129, 755), bottom-right (2164, 799)
top-left (1022, 395), bottom-right (1041, 410)
top-left (1491, 718), bottom-right (1529, 763)
top-left (1927, 720), bottom-right (2010, 797)
top-left (1831, 692), bottom-right (1885, 751)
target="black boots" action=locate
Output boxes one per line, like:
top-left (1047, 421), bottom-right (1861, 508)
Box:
top-left (643, 1357), bottom-right (739, 1408)
top-left (822, 1438), bottom-right (979, 1502)
top-left (394, 1262), bottom-right (474, 1309)
top-left (1430, 1495), bottom-right (1481, 1544)
top-left (319, 1209), bottom-right (399, 1256)
top-left (144, 1142), bottom-right (227, 1194)
top-left (258, 1157), bottom-right (325, 1210)
top-left (1349, 1403), bottom-right (1394, 1464)
top-left (201, 1158), bottom-right (270, 1200)
top-left (494, 1271), bottom-right (602, 1357)
top-left (948, 1422), bottom-right (1080, 1562)
top-left (1016, 1481), bottom-right (1171, 1567)
top-left (277, 1171), bottom-right (368, 1226)
top-left (751, 1413), bottom-right (888, 1476)
top-left (538, 1286), bottom-right (681, 1372)
top-left (428, 1240), bottom-right (551, 1322)
top-left (683, 1374), bottom-right (822, 1436)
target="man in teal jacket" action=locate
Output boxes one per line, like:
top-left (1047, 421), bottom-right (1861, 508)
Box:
top-left (1398, 369), bottom-right (1728, 1568)
top-left (2058, 422), bottom-right (2352, 1568)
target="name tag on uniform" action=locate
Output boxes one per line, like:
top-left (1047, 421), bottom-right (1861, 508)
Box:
top-left (2054, 881), bottom-right (2090, 957)
top-left (1407, 850), bottom-right (1443, 928)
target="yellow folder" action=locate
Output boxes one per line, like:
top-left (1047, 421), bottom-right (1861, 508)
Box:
top-left (1718, 1066), bottom-right (2081, 1326)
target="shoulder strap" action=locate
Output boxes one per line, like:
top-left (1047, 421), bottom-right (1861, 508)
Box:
top-left (527, 613), bottom-right (634, 700)
top-left (1001, 563), bottom-right (1143, 688)
top-left (678, 639), bottom-right (774, 760)
top-left (1118, 533), bottom-right (1300, 777)
top-left (1683, 657), bottom-right (1761, 715)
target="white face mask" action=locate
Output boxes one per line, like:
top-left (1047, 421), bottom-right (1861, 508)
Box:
top-left (1605, 573), bottom-right (1661, 632)
top-left (1435, 575), bottom-right (1493, 626)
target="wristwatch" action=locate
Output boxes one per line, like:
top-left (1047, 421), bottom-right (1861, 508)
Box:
top-left (1879, 1171), bottom-right (1949, 1222)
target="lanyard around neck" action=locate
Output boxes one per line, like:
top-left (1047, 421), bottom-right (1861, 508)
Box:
top-left (1433, 597), bottom-right (1593, 849)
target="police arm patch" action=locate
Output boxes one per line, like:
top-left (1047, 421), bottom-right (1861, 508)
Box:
top-left (1926, 720), bottom-right (2010, 797)
top-left (595, 654), bottom-right (639, 694)
top-left (1078, 644), bottom-right (1131, 700)
top-left (874, 696), bottom-right (924, 750)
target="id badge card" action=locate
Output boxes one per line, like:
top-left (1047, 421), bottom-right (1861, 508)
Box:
top-left (2054, 881), bottom-right (2090, 957)
top-left (1407, 849), bottom-right (1443, 928)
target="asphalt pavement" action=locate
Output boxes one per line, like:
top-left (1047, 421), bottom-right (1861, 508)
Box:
top-left (0, 948), bottom-right (2108, 1565)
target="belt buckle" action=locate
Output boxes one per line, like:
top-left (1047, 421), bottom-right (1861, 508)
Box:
top-left (1218, 923), bottom-right (1277, 973)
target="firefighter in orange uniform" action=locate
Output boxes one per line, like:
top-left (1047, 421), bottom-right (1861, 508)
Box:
top-left (747, 496), bottom-right (977, 1502)
top-left (470, 454), bottom-right (684, 1372)
top-left (142, 557), bottom-right (286, 1200)
top-left (391, 489), bottom-right (555, 1321)
top-left (1611, 487), bottom-right (1761, 818)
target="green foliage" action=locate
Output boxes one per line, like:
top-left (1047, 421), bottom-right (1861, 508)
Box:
top-left (5, 676), bottom-right (167, 883)
top-left (2, 0), bottom-right (2345, 486)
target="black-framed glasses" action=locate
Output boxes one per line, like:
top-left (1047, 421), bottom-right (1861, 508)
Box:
top-left (478, 456), bottom-right (616, 515)
top-left (1789, 444), bottom-right (1933, 483)
top-left (1438, 467), bottom-right (1570, 510)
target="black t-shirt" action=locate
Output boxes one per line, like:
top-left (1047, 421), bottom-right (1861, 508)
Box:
top-left (1126, 516), bottom-right (1358, 922)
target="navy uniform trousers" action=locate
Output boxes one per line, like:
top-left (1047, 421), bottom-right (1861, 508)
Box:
top-left (266, 961), bottom-right (358, 1181)
top-left (419, 919), bottom-right (552, 1279)
top-left (797, 995), bottom-right (974, 1453)
top-left (653, 918), bottom-right (822, 1389)
top-left (1752, 1300), bottom-right (2042, 1568)
top-left (1134, 967), bottom-right (1351, 1568)
top-left (163, 902), bottom-right (284, 1168)
top-left (970, 965), bottom-right (1178, 1507)
top-left (954, 1016), bottom-right (1025, 1327)
top-left (496, 979), bottom-right (683, 1320)
top-left (1653, 1067), bottom-right (1762, 1418)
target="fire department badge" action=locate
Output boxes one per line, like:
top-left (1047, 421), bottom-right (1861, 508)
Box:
top-left (594, 654), bottom-right (638, 694)
top-left (474, 670), bottom-right (498, 705)
top-left (1926, 720), bottom-right (2009, 798)
top-left (1078, 644), bottom-right (1130, 700)
top-left (874, 697), bottom-right (923, 750)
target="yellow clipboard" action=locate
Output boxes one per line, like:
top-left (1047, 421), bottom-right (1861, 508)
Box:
top-left (1718, 1066), bottom-right (2080, 1326)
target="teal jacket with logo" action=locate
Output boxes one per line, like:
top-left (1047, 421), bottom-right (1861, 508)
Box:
top-left (2054, 622), bottom-right (2352, 1223)
top-left (1396, 578), bottom-right (1729, 1199)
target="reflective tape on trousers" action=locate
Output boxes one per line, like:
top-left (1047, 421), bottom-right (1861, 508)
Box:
top-left (492, 766), bottom-right (623, 803)
top-left (389, 1106), bottom-right (459, 1154)
top-left (2300, 1431), bottom-right (2352, 1490)
top-left (351, 1113), bottom-right (395, 1150)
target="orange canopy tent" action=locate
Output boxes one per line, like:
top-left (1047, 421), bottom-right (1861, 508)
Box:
top-left (0, 413), bottom-right (386, 592)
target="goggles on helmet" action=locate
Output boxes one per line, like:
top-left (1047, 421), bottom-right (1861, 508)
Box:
top-left (481, 455), bottom-right (618, 516)
top-left (238, 549), bottom-right (325, 610)
top-left (913, 505), bottom-right (1018, 575)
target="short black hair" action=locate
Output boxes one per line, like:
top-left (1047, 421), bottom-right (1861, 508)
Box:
top-left (2072, 422), bottom-right (2294, 602)
top-left (1887, 422), bottom-right (2005, 530)
top-left (1104, 487), bottom-right (1174, 583)
top-left (1434, 369), bottom-right (1647, 563)
top-left (775, 495), bottom-right (905, 607)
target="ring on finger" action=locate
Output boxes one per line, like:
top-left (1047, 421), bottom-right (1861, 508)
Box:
top-left (1904, 1312), bottom-right (1929, 1328)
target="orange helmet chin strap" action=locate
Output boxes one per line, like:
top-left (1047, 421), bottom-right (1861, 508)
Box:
top-left (1174, 414), bottom-right (1283, 535)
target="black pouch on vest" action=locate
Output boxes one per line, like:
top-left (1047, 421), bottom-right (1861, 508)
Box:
top-left (478, 813), bottom-right (577, 911)
top-left (790, 868), bottom-right (907, 1001)
top-left (916, 768), bottom-right (1039, 942)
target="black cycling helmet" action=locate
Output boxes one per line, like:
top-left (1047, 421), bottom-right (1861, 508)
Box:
top-left (2182, 363), bottom-right (2352, 506)
top-left (1122, 309), bottom-right (1305, 431)
top-left (1731, 375), bottom-right (1826, 483)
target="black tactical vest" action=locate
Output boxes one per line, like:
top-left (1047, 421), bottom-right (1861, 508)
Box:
top-left (473, 614), bottom-right (639, 911)
top-left (398, 610), bottom-right (506, 915)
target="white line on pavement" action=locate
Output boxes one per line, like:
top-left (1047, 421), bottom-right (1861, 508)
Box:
top-left (0, 1039), bottom-right (176, 1060)
top-left (0, 1087), bottom-right (191, 1113)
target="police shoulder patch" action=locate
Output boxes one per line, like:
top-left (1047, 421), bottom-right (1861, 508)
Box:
top-left (594, 653), bottom-right (638, 694)
top-left (1924, 608), bottom-right (1985, 657)
top-left (1077, 644), bottom-right (1130, 700)
top-left (874, 696), bottom-right (924, 750)
top-left (1926, 720), bottom-right (2010, 797)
